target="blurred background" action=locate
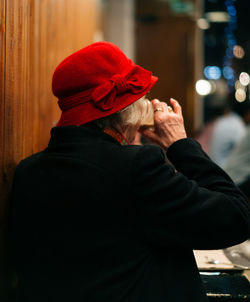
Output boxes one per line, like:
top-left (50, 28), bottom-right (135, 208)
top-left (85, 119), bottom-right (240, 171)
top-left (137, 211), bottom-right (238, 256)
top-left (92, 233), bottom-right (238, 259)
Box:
top-left (1, 0), bottom-right (250, 300)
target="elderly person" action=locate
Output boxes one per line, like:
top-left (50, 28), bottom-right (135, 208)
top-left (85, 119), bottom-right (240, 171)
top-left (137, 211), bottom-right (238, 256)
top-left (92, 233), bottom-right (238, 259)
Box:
top-left (10, 42), bottom-right (250, 302)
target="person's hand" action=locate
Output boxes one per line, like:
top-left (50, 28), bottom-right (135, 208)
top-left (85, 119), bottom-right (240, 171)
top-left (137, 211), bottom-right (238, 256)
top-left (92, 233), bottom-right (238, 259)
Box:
top-left (139, 98), bottom-right (187, 151)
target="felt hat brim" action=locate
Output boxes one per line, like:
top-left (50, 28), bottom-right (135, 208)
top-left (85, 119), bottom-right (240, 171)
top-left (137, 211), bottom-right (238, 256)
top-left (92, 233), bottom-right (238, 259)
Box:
top-left (56, 75), bottom-right (158, 126)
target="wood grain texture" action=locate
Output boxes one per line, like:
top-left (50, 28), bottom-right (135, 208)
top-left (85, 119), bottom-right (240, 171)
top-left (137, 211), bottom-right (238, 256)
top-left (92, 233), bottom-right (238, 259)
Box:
top-left (0, 0), bottom-right (6, 217)
top-left (0, 1), bottom-right (98, 299)
top-left (1, 0), bottom-right (98, 221)
top-left (136, 0), bottom-right (201, 137)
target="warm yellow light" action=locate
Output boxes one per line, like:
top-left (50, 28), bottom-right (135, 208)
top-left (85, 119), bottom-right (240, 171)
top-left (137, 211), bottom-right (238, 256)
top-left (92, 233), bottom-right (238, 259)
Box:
top-left (195, 80), bottom-right (212, 96)
top-left (197, 18), bottom-right (210, 30)
top-left (235, 88), bottom-right (246, 102)
top-left (233, 45), bottom-right (245, 59)
top-left (205, 12), bottom-right (229, 23)
top-left (239, 72), bottom-right (250, 86)
top-left (234, 80), bottom-right (246, 90)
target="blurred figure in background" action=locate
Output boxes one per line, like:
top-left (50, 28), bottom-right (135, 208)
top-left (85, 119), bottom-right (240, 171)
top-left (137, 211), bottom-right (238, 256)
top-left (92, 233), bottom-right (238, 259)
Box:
top-left (224, 101), bottom-right (250, 198)
top-left (195, 118), bottom-right (219, 155)
top-left (209, 94), bottom-right (246, 168)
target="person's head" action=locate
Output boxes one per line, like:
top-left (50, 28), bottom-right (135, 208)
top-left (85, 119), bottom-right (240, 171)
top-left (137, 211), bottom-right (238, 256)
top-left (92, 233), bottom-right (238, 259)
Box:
top-left (86, 96), bottom-right (154, 142)
top-left (52, 42), bottom-right (158, 141)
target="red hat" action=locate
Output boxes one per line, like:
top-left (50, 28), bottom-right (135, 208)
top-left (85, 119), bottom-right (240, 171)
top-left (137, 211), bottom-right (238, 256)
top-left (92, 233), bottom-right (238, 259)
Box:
top-left (52, 41), bottom-right (158, 126)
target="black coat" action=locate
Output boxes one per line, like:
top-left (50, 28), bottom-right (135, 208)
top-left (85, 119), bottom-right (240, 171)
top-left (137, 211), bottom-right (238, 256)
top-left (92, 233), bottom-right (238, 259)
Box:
top-left (10, 126), bottom-right (250, 302)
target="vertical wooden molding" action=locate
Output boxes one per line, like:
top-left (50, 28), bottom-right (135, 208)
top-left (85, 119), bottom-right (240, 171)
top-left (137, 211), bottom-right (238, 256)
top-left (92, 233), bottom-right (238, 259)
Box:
top-left (135, 0), bottom-right (200, 137)
top-left (0, 0), bottom-right (6, 221)
top-left (0, 2), bottom-right (100, 299)
top-left (0, 1), bottom-right (8, 301)
top-left (194, 0), bottom-right (203, 133)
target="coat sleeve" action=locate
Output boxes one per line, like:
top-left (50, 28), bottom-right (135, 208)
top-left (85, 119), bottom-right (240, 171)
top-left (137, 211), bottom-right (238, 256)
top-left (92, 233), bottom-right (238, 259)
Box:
top-left (131, 138), bottom-right (250, 250)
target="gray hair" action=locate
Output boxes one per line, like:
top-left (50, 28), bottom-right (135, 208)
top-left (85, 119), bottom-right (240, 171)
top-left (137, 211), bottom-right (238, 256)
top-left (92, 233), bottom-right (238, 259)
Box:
top-left (90, 96), bottom-right (151, 131)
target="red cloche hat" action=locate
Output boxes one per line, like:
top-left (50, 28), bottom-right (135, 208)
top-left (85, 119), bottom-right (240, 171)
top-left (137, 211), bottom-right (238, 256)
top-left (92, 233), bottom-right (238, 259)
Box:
top-left (52, 41), bottom-right (158, 126)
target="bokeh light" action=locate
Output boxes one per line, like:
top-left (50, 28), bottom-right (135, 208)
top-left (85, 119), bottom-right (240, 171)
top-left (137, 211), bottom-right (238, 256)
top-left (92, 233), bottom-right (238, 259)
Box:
top-left (205, 12), bottom-right (229, 23)
top-left (223, 66), bottom-right (234, 80)
top-left (239, 72), bottom-right (250, 86)
top-left (235, 88), bottom-right (246, 102)
top-left (233, 45), bottom-right (245, 59)
top-left (197, 18), bottom-right (210, 30)
top-left (204, 66), bottom-right (221, 80)
top-left (234, 80), bottom-right (246, 91)
top-left (195, 80), bottom-right (212, 96)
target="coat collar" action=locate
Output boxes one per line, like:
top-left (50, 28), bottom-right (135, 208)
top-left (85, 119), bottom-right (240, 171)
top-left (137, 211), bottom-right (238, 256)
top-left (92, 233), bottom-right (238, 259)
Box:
top-left (48, 126), bottom-right (121, 148)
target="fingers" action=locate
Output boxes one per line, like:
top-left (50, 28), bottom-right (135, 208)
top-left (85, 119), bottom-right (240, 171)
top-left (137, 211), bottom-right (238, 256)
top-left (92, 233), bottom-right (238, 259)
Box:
top-left (151, 99), bottom-right (161, 112)
top-left (152, 99), bottom-right (168, 113)
top-left (140, 97), bottom-right (186, 150)
top-left (151, 99), bottom-right (160, 106)
top-left (169, 98), bottom-right (182, 114)
top-left (151, 98), bottom-right (182, 116)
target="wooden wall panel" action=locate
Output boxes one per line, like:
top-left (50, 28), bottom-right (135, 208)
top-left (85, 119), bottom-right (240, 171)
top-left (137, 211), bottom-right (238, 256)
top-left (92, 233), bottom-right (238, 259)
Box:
top-left (0, 0), bottom-right (98, 299)
top-left (1, 0), bottom-right (98, 220)
top-left (135, 0), bottom-right (201, 137)
top-left (0, 0), bottom-right (7, 300)
top-left (0, 0), bottom-right (5, 198)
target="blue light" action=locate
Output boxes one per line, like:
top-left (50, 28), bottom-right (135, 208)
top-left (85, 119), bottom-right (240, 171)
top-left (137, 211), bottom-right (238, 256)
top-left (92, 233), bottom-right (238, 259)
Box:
top-left (204, 66), bottom-right (222, 80)
top-left (223, 0), bottom-right (238, 89)
top-left (223, 66), bottom-right (235, 80)
top-left (226, 33), bottom-right (234, 39)
top-left (228, 78), bottom-right (235, 87)
top-left (226, 47), bottom-right (234, 58)
top-left (228, 39), bottom-right (236, 47)
top-left (227, 5), bottom-right (237, 16)
top-left (229, 15), bottom-right (237, 23)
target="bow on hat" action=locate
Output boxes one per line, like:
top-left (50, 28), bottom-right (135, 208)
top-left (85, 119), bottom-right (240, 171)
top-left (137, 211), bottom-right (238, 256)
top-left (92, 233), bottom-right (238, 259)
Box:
top-left (91, 65), bottom-right (152, 111)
